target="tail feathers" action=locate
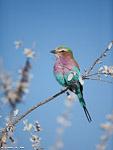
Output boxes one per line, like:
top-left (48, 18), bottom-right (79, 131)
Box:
top-left (78, 97), bottom-right (92, 122)
top-left (83, 106), bottom-right (92, 122)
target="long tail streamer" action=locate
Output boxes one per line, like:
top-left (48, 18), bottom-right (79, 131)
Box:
top-left (83, 106), bottom-right (92, 122)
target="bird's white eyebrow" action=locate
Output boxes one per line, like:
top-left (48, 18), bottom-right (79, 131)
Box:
top-left (57, 49), bottom-right (66, 52)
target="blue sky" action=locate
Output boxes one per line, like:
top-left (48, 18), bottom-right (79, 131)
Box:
top-left (0, 0), bottom-right (113, 149)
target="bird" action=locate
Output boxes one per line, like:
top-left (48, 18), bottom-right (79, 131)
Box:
top-left (50, 46), bottom-right (92, 122)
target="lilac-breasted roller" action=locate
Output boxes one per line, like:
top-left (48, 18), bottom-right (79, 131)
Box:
top-left (50, 46), bottom-right (92, 122)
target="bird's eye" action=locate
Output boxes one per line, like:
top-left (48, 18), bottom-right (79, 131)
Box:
top-left (61, 50), bottom-right (65, 52)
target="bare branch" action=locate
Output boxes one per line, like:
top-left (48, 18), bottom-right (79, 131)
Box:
top-left (84, 77), bottom-right (113, 84)
top-left (86, 41), bottom-right (113, 75)
top-left (0, 41), bottom-right (113, 147)
top-left (82, 72), bottom-right (112, 79)
top-left (0, 87), bottom-right (69, 141)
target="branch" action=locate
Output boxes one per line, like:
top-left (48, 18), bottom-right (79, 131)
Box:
top-left (86, 41), bottom-right (113, 75)
top-left (0, 41), bottom-right (113, 146)
top-left (82, 72), bottom-right (112, 78)
top-left (0, 87), bottom-right (69, 140)
top-left (84, 77), bottom-right (113, 84)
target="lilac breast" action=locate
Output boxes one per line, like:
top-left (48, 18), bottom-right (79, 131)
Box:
top-left (54, 57), bottom-right (75, 74)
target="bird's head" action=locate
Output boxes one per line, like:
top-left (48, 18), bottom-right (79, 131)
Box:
top-left (50, 46), bottom-right (74, 59)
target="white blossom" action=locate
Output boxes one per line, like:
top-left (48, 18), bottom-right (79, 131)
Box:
top-left (35, 121), bottom-right (39, 124)
top-left (23, 119), bottom-right (28, 125)
top-left (23, 126), bottom-right (28, 131)
top-left (65, 94), bottom-right (77, 107)
top-left (97, 61), bottom-right (103, 64)
top-left (67, 94), bottom-right (72, 100)
top-left (106, 114), bottom-right (113, 121)
top-left (32, 134), bottom-right (38, 140)
top-left (56, 128), bottom-right (63, 134)
top-left (30, 137), bottom-right (35, 143)
top-left (100, 122), bottom-right (112, 130)
top-left (24, 48), bottom-right (35, 58)
top-left (16, 82), bottom-right (29, 88)
top-left (84, 68), bottom-right (87, 72)
top-left (51, 94), bottom-right (76, 149)
top-left (103, 65), bottom-right (108, 71)
top-left (14, 40), bottom-right (22, 49)
top-left (24, 123), bottom-right (32, 131)
top-left (98, 67), bottom-right (103, 72)
top-left (108, 42), bottom-right (112, 49)
top-left (23, 119), bottom-right (42, 149)
top-left (56, 141), bottom-right (64, 148)
top-left (7, 91), bottom-right (18, 99)
top-left (13, 109), bottom-right (19, 117)
top-left (96, 144), bottom-right (106, 150)
top-left (18, 69), bottom-right (23, 74)
top-left (108, 66), bottom-right (113, 74)
top-left (57, 116), bottom-right (71, 127)
top-left (22, 88), bottom-right (29, 93)
top-left (100, 135), bottom-right (108, 141)
top-left (102, 65), bottom-right (113, 77)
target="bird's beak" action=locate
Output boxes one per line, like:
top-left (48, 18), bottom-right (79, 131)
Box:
top-left (50, 50), bottom-right (56, 54)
